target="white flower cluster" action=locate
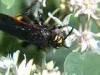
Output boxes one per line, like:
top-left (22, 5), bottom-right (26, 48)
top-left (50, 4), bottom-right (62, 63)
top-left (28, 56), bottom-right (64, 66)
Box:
top-left (69, 0), bottom-right (100, 19)
top-left (0, 50), bottom-right (61, 75)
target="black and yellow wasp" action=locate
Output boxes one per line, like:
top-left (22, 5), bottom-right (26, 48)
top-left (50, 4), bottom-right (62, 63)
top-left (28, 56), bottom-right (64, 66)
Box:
top-left (0, 1), bottom-right (73, 49)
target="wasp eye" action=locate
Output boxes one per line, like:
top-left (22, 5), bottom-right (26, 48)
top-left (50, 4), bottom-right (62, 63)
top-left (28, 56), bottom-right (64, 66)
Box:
top-left (52, 34), bottom-right (64, 47)
top-left (53, 35), bottom-right (58, 41)
top-left (57, 38), bottom-right (63, 44)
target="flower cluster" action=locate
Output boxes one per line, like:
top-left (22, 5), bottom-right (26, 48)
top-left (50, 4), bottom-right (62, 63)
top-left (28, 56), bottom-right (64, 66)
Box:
top-left (68, 0), bottom-right (100, 19)
top-left (0, 50), bottom-right (61, 75)
top-left (73, 27), bottom-right (100, 53)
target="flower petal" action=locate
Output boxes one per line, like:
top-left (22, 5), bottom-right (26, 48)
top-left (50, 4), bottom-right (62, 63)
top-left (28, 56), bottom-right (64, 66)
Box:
top-left (46, 61), bottom-right (54, 70)
top-left (17, 56), bottom-right (26, 75)
top-left (48, 12), bottom-right (63, 26)
top-left (25, 59), bottom-right (33, 75)
top-left (13, 50), bottom-right (20, 65)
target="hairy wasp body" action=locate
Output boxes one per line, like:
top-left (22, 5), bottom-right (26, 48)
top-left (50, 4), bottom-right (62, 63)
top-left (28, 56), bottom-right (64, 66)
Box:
top-left (0, 13), bottom-right (73, 48)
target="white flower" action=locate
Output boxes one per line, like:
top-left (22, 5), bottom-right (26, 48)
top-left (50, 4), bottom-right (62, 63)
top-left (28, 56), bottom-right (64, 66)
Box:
top-left (63, 26), bottom-right (100, 54)
top-left (73, 27), bottom-right (100, 54)
top-left (69, 0), bottom-right (100, 19)
top-left (0, 50), bottom-right (19, 69)
top-left (0, 50), bottom-right (62, 75)
top-left (17, 55), bottom-right (33, 75)
top-left (42, 61), bottom-right (61, 75)
top-left (0, 50), bottom-right (20, 75)
top-left (0, 50), bottom-right (34, 75)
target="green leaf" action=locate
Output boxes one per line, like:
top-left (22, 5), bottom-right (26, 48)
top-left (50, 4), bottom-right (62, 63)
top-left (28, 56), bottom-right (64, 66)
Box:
top-left (69, 15), bottom-right (79, 28)
top-left (1, 0), bottom-right (15, 9)
top-left (64, 52), bottom-right (100, 75)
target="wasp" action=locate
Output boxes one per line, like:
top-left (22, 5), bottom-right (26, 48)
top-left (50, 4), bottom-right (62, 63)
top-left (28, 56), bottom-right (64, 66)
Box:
top-left (0, 13), bottom-right (73, 49)
top-left (0, 2), bottom-right (73, 49)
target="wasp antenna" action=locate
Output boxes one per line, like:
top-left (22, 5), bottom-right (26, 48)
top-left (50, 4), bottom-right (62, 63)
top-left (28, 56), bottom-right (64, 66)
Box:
top-left (64, 27), bottom-right (73, 40)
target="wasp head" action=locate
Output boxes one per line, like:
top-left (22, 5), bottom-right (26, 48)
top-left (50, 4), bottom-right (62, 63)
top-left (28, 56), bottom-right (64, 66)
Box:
top-left (49, 26), bottom-right (73, 48)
